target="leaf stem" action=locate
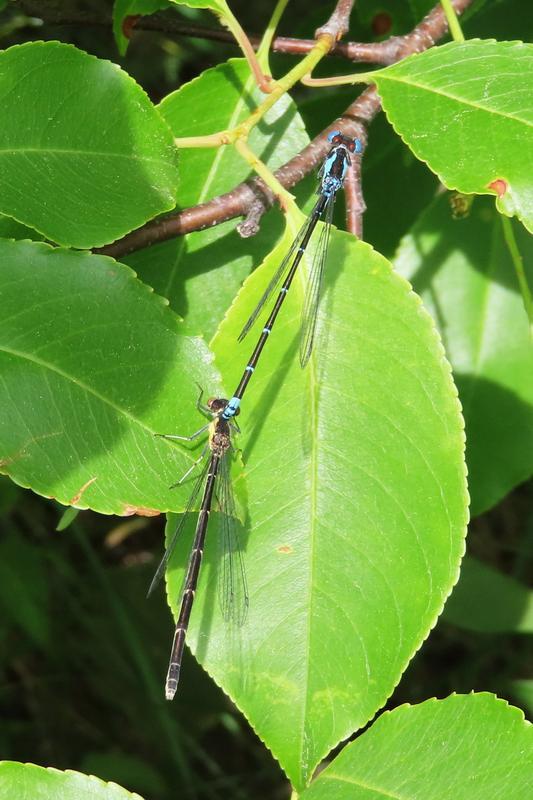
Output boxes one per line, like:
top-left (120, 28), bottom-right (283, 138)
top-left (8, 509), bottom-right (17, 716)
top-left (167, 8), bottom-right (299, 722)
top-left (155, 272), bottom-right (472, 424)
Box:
top-left (256, 0), bottom-right (291, 74)
top-left (233, 138), bottom-right (296, 212)
top-left (501, 216), bottom-right (533, 337)
top-left (174, 35), bottom-right (333, 149)
top-left (440, 0), bottom-right (465, 42)
top-left (238, 34), bottom-right (333, 136)
top-left (217, 0), bottom-right (273, 91)
top-left (302, 68), bottom-right (375, 87)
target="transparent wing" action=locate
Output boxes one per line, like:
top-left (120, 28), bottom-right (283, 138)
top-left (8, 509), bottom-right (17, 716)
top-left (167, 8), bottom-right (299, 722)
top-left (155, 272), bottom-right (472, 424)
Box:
top-left (216, 454), bottom-right (249, 625)
top-left (238, 198), bottom-right (323, 342)
top-left (147, 455), bottom-right (210, 598)
top-left (299, 193), bottom-right (336, 367)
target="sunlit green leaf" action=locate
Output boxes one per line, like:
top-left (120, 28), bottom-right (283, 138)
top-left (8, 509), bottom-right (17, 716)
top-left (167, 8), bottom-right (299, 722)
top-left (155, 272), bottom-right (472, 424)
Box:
top-left (372, 40), bottom-right (533, 232)
top-left (0, 41), bottom-right (179, 248)
top-left (0, 761), bottom-right (145, 800)
top-left (168, 0), bottom-right (228, 12)
top-left (300, 694), bottom-right (532, 799)
top-left (0, 239), bottom-right (221, 515)
top-left (166, 227), bottom-right (468, 788)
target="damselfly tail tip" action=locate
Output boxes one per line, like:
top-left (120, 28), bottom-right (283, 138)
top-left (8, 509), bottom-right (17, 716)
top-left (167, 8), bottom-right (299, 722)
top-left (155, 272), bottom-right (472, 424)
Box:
top-left (165, 684), bottom-right (177, 701)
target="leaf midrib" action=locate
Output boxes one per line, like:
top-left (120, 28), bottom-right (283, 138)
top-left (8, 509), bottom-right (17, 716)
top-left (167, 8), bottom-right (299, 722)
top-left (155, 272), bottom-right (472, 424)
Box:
top-left (319, 769), bottom-right (409, 799)
top-left (300, 224), bottom-right (322, 780)
top-left (0, 343), bottom-right (194, 460)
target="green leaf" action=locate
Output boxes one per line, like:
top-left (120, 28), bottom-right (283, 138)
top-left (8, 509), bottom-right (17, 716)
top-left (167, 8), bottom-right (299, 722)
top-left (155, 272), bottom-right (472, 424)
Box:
top-left (443, 555), bottom-right (533, 634)
top-left (0, 41), bottom-right (179, 248)
top-left (300, 694), bottom-right (532, 799)
top-left (56, 506), bottom-right (80, 531)
top-left (394, 195), bottom-right (533, 516)
top-left (0, 215), bottom-right (43, 241)
top-left (0, 239), bottom-right (221, 515)
top-left (167, 228), bottom-right (468, 788)
top-left (124, 59), bottom-right (301, 338)
top-left (0, 761), bottom-right (145, 800)
top-left (371, 40), bottom-right (533, 233)
top-left (112, 1), bottom-right (173, 56)
top-left (168, 0), bottom-right (228, 12)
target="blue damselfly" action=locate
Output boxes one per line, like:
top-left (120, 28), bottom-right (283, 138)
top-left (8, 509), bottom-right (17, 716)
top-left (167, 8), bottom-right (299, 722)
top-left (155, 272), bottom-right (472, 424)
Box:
top-left (240, 131), bottom-right (361, 361)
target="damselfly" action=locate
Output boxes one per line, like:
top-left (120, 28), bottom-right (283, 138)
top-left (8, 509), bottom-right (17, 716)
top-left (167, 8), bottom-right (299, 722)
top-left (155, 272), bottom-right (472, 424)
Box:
top-left (202, 132), bottom-right (362, 427)
top-left (152, 133), bottom-right (360, 697)
top-left (149, 390), bottom-right (247, 700)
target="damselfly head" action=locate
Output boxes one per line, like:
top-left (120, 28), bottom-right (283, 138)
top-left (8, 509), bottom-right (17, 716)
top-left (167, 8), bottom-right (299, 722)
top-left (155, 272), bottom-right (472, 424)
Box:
top-left (327, 130), bottom-right (361, 154)
top-left (207, 397), bottom-right (240, 417)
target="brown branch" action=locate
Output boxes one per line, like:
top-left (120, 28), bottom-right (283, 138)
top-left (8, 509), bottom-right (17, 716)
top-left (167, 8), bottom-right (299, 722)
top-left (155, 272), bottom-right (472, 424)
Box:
top-left (316, 0), bottom-right (355, 41)
top-left (344, 149), bottom-right (366, 238)
top-left (95, 88), bottom-right (378, 258)
top-left (360, 0), bottom-right (473, 65)
top-left (97, 0), bottom-right (474, 258)
top-left (13, 0), bottom-right (464, 66)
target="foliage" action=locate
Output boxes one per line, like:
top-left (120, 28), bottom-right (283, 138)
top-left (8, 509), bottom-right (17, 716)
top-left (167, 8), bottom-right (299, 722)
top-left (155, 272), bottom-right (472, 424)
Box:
top-left (0, 1), bottom-right (531, 799)
top-left (370, 39), bottom-right (533, 234)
